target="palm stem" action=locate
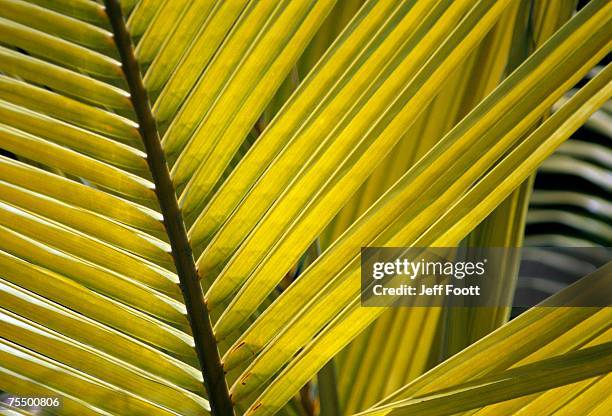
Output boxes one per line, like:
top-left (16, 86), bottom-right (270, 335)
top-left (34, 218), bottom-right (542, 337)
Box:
top-left (103, 1), bottom-right (233, 414)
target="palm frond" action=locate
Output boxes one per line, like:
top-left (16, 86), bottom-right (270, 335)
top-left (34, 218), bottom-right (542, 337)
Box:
top-left (0, 0), bottom-right (609, 415)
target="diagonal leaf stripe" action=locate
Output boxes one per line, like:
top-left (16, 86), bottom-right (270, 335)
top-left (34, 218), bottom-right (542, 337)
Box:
top-left (0, 124), bottom-right (156, 201)
top-left (354, 341), bottom-right (612, 416)
top-left (26, 0), bottom-right (109, 27)
top-left (0, 180), bottom-right (172, 266)
top-left (0, 17), bottom-right (121, 77)
top-left (0, 46), bottom-right (132, 110)
top-left (0, 0), bottom-right (115, 53)
top-left (0, 99), bottom-right (149, 173)
top-left (133, 0), bottom-right (192, 66)
top-left (142, 0), bottom-right (223, 96)
top-left (0, 155), bottom-right (164, 234)
top-left (0, 75), bottom-right (141, 142)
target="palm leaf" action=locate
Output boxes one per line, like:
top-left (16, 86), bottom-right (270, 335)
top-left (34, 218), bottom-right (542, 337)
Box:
top-left (356, 342), bottom-right (612, 416)
top-left (0, 0), bottom-right (610, 415)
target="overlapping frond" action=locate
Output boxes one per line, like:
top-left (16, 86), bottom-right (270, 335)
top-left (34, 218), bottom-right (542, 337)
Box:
top-left (355, 263), bottom-right (612, 416)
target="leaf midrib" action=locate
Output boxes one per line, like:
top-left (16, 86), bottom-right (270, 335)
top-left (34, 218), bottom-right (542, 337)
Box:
top-left (102, 1), bottom-right (233, 414)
